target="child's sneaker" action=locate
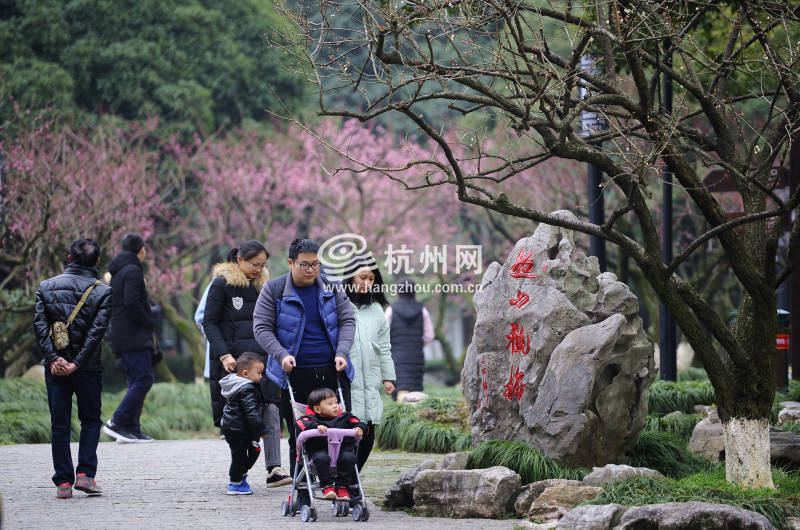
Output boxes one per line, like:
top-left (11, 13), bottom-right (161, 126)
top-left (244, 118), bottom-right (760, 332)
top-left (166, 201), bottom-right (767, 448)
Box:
top-left (74, 473), bottom-right (102, 495)
top-left (226, 481), bottom-right (253, 495)
top-left (56, 482), bottom-right (72, 499)
top-left (335, 487), bottom-right (351, 501)
top-left (321, 485), bottom-right (337, 500)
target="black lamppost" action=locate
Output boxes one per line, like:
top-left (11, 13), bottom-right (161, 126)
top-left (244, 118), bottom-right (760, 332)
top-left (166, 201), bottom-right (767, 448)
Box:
top-left (659, 50), bottom-right (677, 381)
top-left (581, 54), bottom-right (607, 272)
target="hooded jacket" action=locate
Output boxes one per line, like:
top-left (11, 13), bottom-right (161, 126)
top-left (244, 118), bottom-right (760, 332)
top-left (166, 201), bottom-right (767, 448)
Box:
top-left (219, 373), bottom-right (268, 438)
top-left (33, 263), bottom-right (112, 372)
top-left (348, 301), bottom-right (395, 424)
top-left (107, 250), bottom-right (154, 354)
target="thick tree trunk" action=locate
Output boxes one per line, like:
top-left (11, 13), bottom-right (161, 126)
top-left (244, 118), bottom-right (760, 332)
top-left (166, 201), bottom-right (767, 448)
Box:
top-left (722, 418), bottom-right (773, 488)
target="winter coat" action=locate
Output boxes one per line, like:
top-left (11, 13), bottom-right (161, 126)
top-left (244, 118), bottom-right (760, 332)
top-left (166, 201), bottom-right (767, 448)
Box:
top-left (296, 406), bottom-right (369, 436)
top-left (219, 374), bottom-right (268, 438)
top-left (33, 264), bottom-right (112, 372)
top-left (107, 251), bottom-right (154, 354)
top-left (389, 299), bottom-right (425, 391)
top-left (348, 302), bottom-right (395, 424)
top-left (202, 262), bottom-right (279, 402)
top-left (253, 273), bottom-right (355, 389)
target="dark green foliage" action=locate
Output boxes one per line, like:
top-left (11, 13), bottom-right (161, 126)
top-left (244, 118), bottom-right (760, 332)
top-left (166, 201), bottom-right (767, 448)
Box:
top-left (779, 423), bottom-right (800, 434)
top-left (648, 379), bottom-right (716, 415)
top-left (643, 413), bottom-right (703, 441)
top-left (627, 431), bottom-right (713, 479)
top-left (587, 469), bottom-right (800, 529)
top-left (468, 440), bottom-right (586, 484)
top-left (0, 0), bottom-right (306, 130)
top-left (375, 399), bottom-right (472, 453)
top-left (676, 367), bottom-right (709, 382)
top-left (0, 378), bottom-right (214, 444)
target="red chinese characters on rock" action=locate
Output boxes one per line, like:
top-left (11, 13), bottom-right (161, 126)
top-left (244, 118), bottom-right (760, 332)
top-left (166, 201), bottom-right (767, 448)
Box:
top-left (479, 357), bottom-right (489, 409)
top-left (509, 289), bottom-right (530, 309)
top-left (509, 249), bottom-right (538, 279)
top-left (505, 322), bottom-right (531, 355)
top-left (502, 364), bottom-right (527, 401)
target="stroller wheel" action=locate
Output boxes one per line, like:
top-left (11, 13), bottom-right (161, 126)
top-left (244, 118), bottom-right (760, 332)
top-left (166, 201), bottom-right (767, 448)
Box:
top-left (281, 500), bottom-right (289, 517)
top-left (361, 506), bottom-right (370, 522)
top-left (336, 501), bottom-right (349, 517)
top-left (352, 503), bottom-right (363, 521)
top-left (309, 507), bottom-right (318, 522)
top-left (300, 505), bottom-right (310, 522)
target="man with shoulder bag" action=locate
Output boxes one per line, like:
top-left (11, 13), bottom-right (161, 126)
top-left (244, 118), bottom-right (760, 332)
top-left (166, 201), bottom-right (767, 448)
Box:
top-left (33, 238), bottom-right (112, 499)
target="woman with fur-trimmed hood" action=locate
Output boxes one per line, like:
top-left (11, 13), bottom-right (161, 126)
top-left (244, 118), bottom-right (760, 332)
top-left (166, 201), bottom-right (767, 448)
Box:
top-left (203, 240), bottom-right (270, 427)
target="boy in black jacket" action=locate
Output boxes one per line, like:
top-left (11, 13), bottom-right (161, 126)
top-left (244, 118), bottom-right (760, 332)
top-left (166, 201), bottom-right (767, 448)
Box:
top-left (219, 352), bottom-right (268, 495)
top-left (297, 388), bottom-right (368, 501)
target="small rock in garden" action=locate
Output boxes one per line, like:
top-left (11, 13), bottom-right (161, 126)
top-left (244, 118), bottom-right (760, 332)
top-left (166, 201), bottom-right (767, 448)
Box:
top-left (514, 479), bottom-right (585, 518)
top-left (527, 484), bottom-right (602, 522)
top-left (384, 459), bottom-right (437, 507)
top-left (693, 404), bottom-right (716, 417)
top-left (786, 516), bottom-right (800, 530)
top-left (777, 401), bottom-right (800, 426)
top-left (688, 418), bottom-right (725, 461)
top-left (663, 411), bottom-right (687, 421)
top-left (615, 501), bottom-right (775, 529)
top-left (582, 464), bottom-right (664, 486)
top-left (413, 466), bottom-right (521, 518)
top-left (770, 429), bottom-right (800, 470)
top-left (439, 451), bottom-right (470, 470)
top-left (555, 504), bottom-right (627, 529)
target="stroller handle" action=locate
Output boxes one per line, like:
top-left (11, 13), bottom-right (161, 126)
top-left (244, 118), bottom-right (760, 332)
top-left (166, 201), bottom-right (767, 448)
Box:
top-left (296, 428), bottom-right (362, 445)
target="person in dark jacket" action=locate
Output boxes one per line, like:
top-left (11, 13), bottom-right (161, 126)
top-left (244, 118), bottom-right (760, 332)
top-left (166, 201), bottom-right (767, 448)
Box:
top-left (33, 238), bottom-right (111, 499)
top-left (296, 387), bottom-right (368, 501)
top-left (219, 352), bottom-right (268, 495)
top-left (103, 233), bottom-right (156, 443)
top-left (202, 240), bottom-right (290, 487)
top-left (385, 278), bottom-right (435, 401)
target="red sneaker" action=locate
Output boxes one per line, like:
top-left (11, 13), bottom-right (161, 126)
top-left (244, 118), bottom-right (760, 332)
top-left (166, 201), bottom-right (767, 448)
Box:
top-left (335, 487), bottom-right (350, 501)
top-left (322, 486), bottom-right (337, 500)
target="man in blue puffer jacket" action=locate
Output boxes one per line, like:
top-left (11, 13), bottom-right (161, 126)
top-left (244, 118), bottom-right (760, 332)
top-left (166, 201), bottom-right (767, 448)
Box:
top-left (253, 238), bottom-right (355, 477)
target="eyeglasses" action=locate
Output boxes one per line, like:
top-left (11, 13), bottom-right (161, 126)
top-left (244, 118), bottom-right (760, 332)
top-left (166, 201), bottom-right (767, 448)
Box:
top-left (247, 261), bottom-right (267, 270)
top-left (295, 261), bottom-right (321, 271)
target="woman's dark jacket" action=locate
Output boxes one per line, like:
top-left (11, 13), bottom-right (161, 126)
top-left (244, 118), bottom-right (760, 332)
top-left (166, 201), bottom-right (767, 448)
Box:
top-left (33, 264), bottom-right (112, 372)
top-left (107, 250), bottom-right (154, 354)
top-left (389, 299), bottom-right (425, 392)
top-left (202, 262), bottom-right (279, 402)
top-left (219, 374), bottom-right (268, 438)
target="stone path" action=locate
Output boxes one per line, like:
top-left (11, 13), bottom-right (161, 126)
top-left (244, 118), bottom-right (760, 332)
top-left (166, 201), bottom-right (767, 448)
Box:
top-left (0, 439), bottom-right (522, 529)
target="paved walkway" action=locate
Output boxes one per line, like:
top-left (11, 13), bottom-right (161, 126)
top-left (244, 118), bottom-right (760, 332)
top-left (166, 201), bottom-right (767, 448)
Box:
top-left (0, 439), bottom-right (522, 529)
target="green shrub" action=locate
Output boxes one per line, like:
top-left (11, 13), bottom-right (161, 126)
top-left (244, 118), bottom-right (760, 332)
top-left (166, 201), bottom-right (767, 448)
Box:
top-left (676, 367), bottom-right (708, 382)
top-left (643, 413), bottom-right (703, 441)
top-left (648, 380), bottom-right (715, 415)
top-left (627, 431), bottom-right (713, 479)
top-left (587, 468), bottom-right (800, 529)
top-left (375, 399), bottom-right (472, 453)
top-left (0, 378), bottom-right (215, 444)
top-left (468, 440), bottom-right (586, 484)
top-left (778, 422), bottom-right (800, 434)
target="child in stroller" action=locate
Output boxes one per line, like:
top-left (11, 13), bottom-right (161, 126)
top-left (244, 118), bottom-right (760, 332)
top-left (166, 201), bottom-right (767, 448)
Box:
top-left (281, 385), bottom-right (371, 522)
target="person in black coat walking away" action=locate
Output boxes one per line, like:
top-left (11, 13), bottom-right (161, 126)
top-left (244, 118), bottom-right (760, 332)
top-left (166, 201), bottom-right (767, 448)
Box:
top-left (103, 233), bottom-right (157, 443)
top-left (203, 240), bottom-right (291, 487)
top-left (384, 278), bottom-right (435, 402)
top-left (33, 238), bottom-right (112, 499)
top-left (219, 352), bottom-right (269, 495)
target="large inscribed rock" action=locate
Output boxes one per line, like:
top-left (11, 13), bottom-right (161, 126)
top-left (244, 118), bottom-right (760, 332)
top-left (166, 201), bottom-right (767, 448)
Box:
top-left (462, 211), bottom-right (654, 467)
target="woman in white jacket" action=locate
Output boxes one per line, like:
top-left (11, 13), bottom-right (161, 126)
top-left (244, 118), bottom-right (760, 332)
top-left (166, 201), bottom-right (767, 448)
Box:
top-left (340, 254), bottom-right (396, 470)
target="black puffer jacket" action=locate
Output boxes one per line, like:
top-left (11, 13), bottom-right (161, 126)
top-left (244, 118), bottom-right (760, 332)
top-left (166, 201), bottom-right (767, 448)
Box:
top-left (107, 250), bottom-right (154, 354)
top-left (220, 374), bottom-right (268, 438)
top-left (202, 262), bottom-right (280, 402)
top-left (33, 264), bottom-right (112, 372)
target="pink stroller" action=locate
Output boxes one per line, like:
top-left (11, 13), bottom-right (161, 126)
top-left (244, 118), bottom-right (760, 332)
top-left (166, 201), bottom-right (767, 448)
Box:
top-left (279, 379), bottom-right (370, 522)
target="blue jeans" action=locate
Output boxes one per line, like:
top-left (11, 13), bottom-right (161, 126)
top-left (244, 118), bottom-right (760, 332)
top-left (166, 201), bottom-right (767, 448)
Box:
top-left (112, 350), bottom-right (154, 429)
top-left (45, 368), bottom-right (103, 486)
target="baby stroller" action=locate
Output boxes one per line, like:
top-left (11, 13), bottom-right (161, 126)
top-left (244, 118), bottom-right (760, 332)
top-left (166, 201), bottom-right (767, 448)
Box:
top-left (279, 378), bottom-right (370, 523)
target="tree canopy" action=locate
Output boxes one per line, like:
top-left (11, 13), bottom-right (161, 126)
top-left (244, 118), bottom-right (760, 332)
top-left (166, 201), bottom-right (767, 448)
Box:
top-left (0, 0), bottom-right (307, 131)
